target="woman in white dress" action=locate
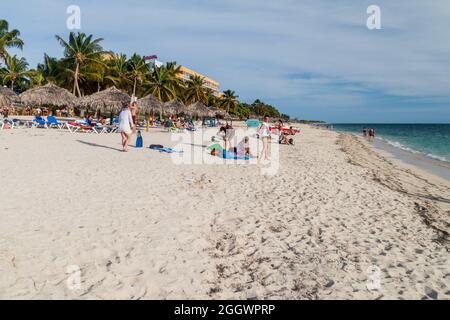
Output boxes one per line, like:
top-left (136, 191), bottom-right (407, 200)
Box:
top-left (259, 116), bottom-right (271, 160)
top-left (118, 105), bottom-right (135, 152)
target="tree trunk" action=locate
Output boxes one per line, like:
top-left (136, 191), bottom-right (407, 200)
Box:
top-left (73, 63), bottom-right (79, 96)
top-left (133, 78), bottom-right (137, 97)
top-left (76, 78), bottom-right (82, 98)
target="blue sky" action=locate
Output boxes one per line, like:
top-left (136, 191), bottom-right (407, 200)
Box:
top-left (2, 0), bottom-right (450, 123)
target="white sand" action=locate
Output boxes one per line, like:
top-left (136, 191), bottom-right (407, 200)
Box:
top-left (0, 124), bottom-right (449, 300)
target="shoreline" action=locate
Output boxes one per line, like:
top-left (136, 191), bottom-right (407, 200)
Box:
top-left (372, 137), bottom-right (450, 182)
top-left (330, 127), bottom-right (450, 183)
top-left (337, 131), bottom-right (450, 244)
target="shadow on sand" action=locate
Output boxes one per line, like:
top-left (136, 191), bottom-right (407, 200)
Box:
top-left (77, 140), bottom-right (124, 152)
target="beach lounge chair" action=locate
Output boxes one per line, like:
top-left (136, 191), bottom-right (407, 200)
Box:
top-left (92, 125), bottom-right (108, 134)
top-left (65, 122), bottom-right (80, 133)
top-left (65, 121), bottom-right (92, 133)
top-left (47, 116), bottom-right (65, 129)
top-left (33, 116), bottom-right (48, 129)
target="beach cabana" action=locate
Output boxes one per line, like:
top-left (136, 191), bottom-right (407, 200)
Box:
top-left (0, 86), bottom-right (21, 108)
top-left (19, 83), bottom-right (78, 109)
top-left (79, 87), bottom-right (131, 115)
top-left (210, 107), bottom-right (229, 118)
top-left (137, 94), bottom-right (164, 115)
top-left (164, 100), bottom-right (186, 116)
top-left (186, 102), bottom-right (212, 118)
top-left (137, 94), bottom-right (164, 129)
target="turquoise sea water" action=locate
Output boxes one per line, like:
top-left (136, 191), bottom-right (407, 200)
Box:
top-left (332, 124), bottom-right (450, 164)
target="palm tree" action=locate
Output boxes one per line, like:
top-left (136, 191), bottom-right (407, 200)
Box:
top-left (1, 55), bottom-right (29, 90)
top-left (127, 54), bottom-right (149, 97)
top-left (220, 89), bottom-right (239, 114)
top-left (185, 75), bottom-right (207, 104)
top-left (55, 32), bottom-right (105, 97)
top-left (104, 53), bottom-right (130, 91)
top-left (0, 20), bottom-right (24, 65)
top-left (205, 88), bottom-right (219, 108)
top-left (145, 66), bottom-right (181, 102)
top-left (29, 68), bottom-right (46, 87)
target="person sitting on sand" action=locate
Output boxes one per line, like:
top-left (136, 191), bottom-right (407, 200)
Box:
top-left (118, 105), bottom-right (135, 152)
top-left (279, 132), bottom-right (294, 145)
top-left (237, 136), bottom-right (256, 157)
top-left (211, 148), bottom-right (221, 157)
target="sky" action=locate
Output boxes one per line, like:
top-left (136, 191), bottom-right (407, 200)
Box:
top-left (2, 0), bottom-right (450, 123)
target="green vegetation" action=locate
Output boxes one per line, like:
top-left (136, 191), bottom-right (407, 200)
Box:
top-left (0, 21), bottom-right (293, 120)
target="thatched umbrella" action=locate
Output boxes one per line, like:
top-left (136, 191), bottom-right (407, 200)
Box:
top-left (0, 86), bottom-right (21, 108)
top-left (164, 100), bottom-right (186, 116)
top-left (210, 107), bottom-right (229, 118)
top-left (186, 102), bottom-right (212, 118)
top-left (79, 87), bottom-right (131, 114)
top-left (137, 94), bottom-right (163, 114)
top-left (19, 83), bottom-right (78, 108)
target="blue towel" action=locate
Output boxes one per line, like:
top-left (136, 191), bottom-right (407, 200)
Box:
top-left (149, 146), bottom-right (183, 154)
top-left (222, 151), bottom-right (252, 161)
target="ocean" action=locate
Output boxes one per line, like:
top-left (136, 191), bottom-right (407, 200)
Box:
top-left (332, 124), bottom-right (450, 180)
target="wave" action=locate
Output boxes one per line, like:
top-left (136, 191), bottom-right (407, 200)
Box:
top-left (376, 137), bottom-right (450, 163)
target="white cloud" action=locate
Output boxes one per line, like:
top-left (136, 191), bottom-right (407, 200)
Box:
top-left (2, 0), bottom-right (450, 121)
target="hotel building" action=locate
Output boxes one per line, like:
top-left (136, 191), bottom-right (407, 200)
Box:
top-left (176, 65), bottom-right (221, 97)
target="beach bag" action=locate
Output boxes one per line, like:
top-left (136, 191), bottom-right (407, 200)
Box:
top-left (136, 131), bottom-right (143, 148)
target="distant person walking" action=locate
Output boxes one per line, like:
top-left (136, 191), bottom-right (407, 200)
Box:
top-left (118, 104), bottom-right (135, 152)
top-left (369, 128), bottom-right (376, 141)
top-left (363, 127), bottom-right (368, 137)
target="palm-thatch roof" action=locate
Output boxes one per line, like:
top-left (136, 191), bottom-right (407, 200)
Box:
top-left (0, 86), bottom-right (21, 108)
top-left (186, 102), bottom-right (212, 117)
top-left (164, 100), bottom-right (186, 116)
top-left (210, 107), bottom-right (229, 117)
top-left (19, 83), bottom-right (78, 108)
top-left (79, 87), bottom-right (131, 113)
top-left (137, 94), bottom-right (164, 114)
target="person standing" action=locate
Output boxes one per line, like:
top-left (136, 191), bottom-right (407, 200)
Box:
top-left (130, 102), bottom-right (138, 133)
top-left (369, 128), bottom-right (376, 141)
top-left (118, 105), bottom-right (135, 152)
top-left (259, 116), bottom-right (271, 160)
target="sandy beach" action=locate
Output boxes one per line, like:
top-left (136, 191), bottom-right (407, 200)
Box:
top-left (0, 124), bottom-right (449, 300)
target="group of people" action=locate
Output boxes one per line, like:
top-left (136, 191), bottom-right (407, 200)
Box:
top-left (363, 127), bottom-right (376, 140)
top-left (212, 116), bottom-right (296, 161)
